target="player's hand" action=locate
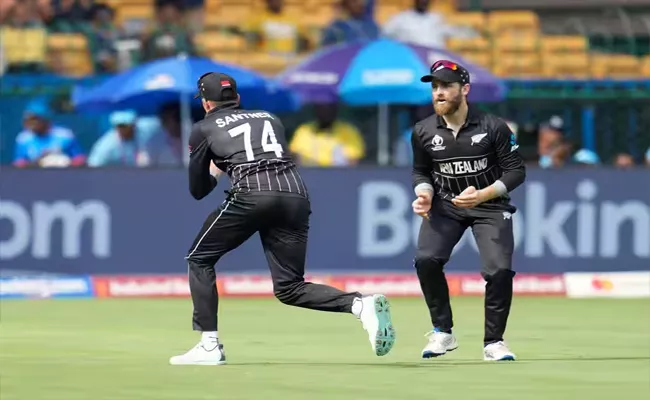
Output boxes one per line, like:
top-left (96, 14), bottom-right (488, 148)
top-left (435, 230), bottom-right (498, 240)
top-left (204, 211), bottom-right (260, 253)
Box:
top-left (209, 161), bottom-right (222, 178)
top-left (412, 191), bottom-right (432, 219)
top-left (452, 186), bottom-right (485, 208)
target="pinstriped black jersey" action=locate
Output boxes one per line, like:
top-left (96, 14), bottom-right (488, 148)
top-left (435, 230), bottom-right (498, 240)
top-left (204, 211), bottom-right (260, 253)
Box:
top-left (411, 106), bottom-right (526, 209)
top-left (188, 104), bottom-right (308, 200)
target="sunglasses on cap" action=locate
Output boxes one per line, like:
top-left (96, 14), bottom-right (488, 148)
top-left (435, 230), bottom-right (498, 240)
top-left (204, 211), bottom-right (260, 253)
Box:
top-left (431, 60), bottom-right (459, 72)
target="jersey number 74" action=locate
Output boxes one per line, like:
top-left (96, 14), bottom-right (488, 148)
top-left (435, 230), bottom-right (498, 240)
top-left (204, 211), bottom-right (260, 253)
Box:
top-left (228, 121), bottom-right (284, 161)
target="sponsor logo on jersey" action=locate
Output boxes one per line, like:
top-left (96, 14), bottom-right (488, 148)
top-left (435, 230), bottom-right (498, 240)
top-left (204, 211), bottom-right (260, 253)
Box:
top-left (439, 157), bottom-right (488, 175)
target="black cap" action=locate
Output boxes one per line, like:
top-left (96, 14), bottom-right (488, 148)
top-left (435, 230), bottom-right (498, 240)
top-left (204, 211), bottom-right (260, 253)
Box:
top-left (420, 60), bottom-right (470, 85)
top-left (194, 72), bottom-right (238, 101)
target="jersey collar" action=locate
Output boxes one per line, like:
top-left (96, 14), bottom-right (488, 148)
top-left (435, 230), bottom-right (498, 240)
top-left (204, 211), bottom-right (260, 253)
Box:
top-left (436, 103), bottom-right (482, 128)
top-left (205, 102), bottom-right (240, 117)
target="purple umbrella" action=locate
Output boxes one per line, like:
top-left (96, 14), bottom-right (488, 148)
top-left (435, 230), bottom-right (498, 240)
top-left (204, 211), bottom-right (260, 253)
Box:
top-left (278, 39), bottom-right (506, 105)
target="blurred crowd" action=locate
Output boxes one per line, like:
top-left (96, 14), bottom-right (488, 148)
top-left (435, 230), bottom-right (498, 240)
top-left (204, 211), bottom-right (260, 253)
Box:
top-left (2, 0), bottom-right (649, 169)
top-left (0, 0), bottom-right (473, 75)
top-left (12, 97), bottom-right (650, 169)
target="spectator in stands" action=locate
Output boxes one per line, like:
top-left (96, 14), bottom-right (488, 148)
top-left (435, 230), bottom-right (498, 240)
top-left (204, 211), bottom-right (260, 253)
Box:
top-left (84, 3), bottom-right (120, 73)
top-left (572, 148), bottom-right (600, 167)
top-left (87, 110), bottom-right (151, 167)
top-left (321, 0), bottom-right (379, 47)
top-left (50, 0), bottom-right (94, 32)
top-left (537, 116), bottom-right (567, 168)
top-left (144, 102), bottom-right (184, 166)
top-left (383, 0), bottom-right (464, 48)
top-left (184, 0), bottom-right (205, 34)
top-left (290, 103), bottom-right (365, 166)
top-left (141, 0), bottom-right (196, 61)
top-left (613, 152), bottom-right (636, 169)
top-left (0, 0), bottom-right (15, 23)
top-left (245, 0), bottom-right (309, 56)
top-left (1, 0), bottom-right (48, 73)
top-left (13, 100), bottom-right (86, 168)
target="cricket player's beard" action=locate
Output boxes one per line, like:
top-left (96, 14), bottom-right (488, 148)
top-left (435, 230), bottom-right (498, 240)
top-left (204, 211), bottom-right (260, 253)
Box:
top-left (433, 92), bottom-right (463, 116)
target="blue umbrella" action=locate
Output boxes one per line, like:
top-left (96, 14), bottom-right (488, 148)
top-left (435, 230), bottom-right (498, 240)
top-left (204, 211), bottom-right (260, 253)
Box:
top-left (72, 55), bottom-right (299, 114)
top-left (72, 55), bottom-right (299, 165)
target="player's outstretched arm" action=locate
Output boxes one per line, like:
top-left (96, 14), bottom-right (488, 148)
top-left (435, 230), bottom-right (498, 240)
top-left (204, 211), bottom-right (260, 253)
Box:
top-left (188, 125), bottom-right (218, 200)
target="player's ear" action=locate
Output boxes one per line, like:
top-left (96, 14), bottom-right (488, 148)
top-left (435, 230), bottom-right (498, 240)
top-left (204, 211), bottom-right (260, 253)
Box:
top-left (461, 83), bottom-right (470, 97)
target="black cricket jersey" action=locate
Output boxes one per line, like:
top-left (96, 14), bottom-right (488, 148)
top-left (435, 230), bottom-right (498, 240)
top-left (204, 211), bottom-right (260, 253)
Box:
top-left (411, 106), bottom-right (526, 208)
top-left (188, 103), bottom-right (308, 200)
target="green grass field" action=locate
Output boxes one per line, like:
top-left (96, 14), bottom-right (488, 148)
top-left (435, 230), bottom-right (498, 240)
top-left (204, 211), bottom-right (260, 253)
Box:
top-left (1, 297), bottom-right (649, 400)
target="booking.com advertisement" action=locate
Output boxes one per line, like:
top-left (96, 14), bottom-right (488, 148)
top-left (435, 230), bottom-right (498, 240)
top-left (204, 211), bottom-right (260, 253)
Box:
top-left (1, 168), bottom-right (649, 300)
top-left (1, 168), bottom-right (649, 274)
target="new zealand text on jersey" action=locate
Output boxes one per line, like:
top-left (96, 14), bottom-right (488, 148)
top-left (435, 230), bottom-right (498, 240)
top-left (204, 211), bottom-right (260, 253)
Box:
top-left (215, 112), bottom-right (275, 128)
top-left (439, 157), bottom-right (488, 175)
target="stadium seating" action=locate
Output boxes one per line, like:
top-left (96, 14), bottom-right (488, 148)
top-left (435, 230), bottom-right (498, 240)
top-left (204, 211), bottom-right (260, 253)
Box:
top-left (33, 0), bottom-right (647, 80)
top-left (46, 34), bottom-right (93, 77)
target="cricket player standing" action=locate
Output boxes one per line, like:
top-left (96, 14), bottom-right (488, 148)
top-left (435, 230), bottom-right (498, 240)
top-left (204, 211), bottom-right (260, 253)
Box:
top-left (410, 60), bottom-right (526, 361)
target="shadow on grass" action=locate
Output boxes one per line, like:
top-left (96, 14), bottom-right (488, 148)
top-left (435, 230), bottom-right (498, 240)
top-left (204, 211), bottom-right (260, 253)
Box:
top-left (230, 356), bottom-right (650, 368)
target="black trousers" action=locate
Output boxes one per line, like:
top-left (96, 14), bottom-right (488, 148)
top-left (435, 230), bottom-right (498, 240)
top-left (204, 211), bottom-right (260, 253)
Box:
top-left (185, 191), bottom-right (361, 332)
top-left (414, 198), bottom-right (516, 345)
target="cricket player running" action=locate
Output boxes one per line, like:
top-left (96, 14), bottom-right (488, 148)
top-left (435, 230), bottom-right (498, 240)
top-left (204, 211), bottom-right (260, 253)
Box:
top-left (411, 60), bottom-right (526, 361)
top-left (169, 72), bottom-right (396, 365)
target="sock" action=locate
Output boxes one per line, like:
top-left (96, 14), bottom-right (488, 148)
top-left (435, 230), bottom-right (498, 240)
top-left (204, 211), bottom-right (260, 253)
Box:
top-left (201, 331), bottom-right (219, 350)
top-left (351, 297), bottom-right (363, 318)
top-left (433, 327), bottom-right (452, 334)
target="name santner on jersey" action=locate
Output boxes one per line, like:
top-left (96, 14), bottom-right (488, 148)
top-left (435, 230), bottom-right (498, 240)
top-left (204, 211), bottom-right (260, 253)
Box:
top-left (214, 112), bottom-right (275, 128)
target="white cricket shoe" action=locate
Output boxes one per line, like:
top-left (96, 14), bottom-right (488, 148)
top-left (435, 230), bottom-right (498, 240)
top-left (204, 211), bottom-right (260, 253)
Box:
top-left (483, 341), bottom-right (516, 361)
top-left (169, 342), bottom-right (226, 365)
top-left (421, 329), bottom-right (458, 358)
top-left (357, 294), bottom-right (396, 356)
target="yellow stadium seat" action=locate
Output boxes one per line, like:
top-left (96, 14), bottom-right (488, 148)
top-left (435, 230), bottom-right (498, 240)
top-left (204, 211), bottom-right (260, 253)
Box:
top-left (376, 4), bottom-right (405, 25)
top-left (106, 0), bottom-right (153, 7)
top-left (195, 31), bottom-right (247, 53)
top-left (305, 0), bottom-right (338, 8)
top-left (540, 35), bottom-right (588, 53)
top-left (239, 52), bottom-right (292, 75)
top-left (445, 12), bottom-right (487, 35)
top-left (459, 51), bottom-right (491, 70)
top-left (430, 0), bottom-right (457, 15)
top-left (1, 27), bottom-right (47, 65)
top-left (487, 10), bottom-right (539, 35)
top-left (208, 4), bottom-right (254, 28)
top-left (47, 34), bottom-right (88, 51)
top-left (591, 54), bottom-right (641, 79)
top-left (447, 37), bottom-right (490, 52)
top-left (641, 56), bottom-right (650, 77)
top-left (542, 53), bottom-right (590, 79)
top-left (210, 52), bottom-right (243, 66)
top-left (492, 53), bottom-right (541, 78)
top-left (301, 5), bottom-right (337, 28)
top-left (48, 50), bottom-right (93, 77)
top-left (492, 34), bottom-right (539, 53)
top-left (205, 0), bottom-right (220, 13)
top-left (115, 4), bottom-right (154, 26)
